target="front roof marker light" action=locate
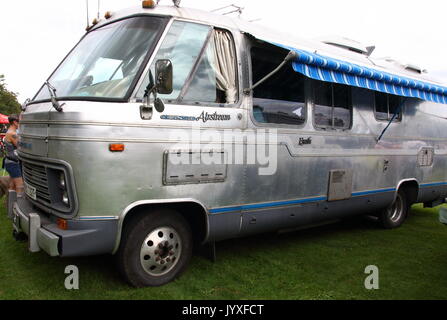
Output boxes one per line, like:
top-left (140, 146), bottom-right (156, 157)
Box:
top-left (142, 0), bottom-right (157, 8)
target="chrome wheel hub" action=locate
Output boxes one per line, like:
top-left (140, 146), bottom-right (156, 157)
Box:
top-left (388, 194), bottom-right (403, 223)
top-left (140, 226), bottom-right (182, 277)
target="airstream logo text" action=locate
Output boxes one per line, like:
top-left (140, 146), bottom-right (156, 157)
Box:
top-left (161, 112), bottom-right (231, 123)
top-left (197, 111), bottom-right (231, 123)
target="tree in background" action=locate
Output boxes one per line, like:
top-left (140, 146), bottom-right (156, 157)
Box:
top-left (0, 74), bottom-right (21, 115)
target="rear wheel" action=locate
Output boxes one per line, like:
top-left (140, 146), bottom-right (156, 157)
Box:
top-left (116, 209), bottom-right (192, 287)
top-left (379, 190), bottom-right (408, 229)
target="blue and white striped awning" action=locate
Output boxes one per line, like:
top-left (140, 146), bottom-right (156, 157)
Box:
top-left (277, 44), bottom-right (447, 105)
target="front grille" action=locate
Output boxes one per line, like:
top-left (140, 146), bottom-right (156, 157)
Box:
top-left (20, 157), bottom-right (76, 216)
top-left (22, 161), bottom-right (51, 204)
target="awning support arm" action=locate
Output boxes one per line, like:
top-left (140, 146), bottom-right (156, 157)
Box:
top-left (244, 50), bottom-right (298, 95)
top-left (376, 98), bottom-right (407, 143)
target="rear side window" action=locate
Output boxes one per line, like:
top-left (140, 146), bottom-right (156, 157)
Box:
top-left (374, 92), bottom-right (402, 121)
top-left (313, 81), bottom-right (352, 130)
top-left (250, 44), bottom-right (306, 126)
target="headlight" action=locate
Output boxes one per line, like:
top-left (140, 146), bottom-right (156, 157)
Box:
top-left (62, 191), bottom-right (69, 206)
top-left (60, 172), bottom-right (66, 189)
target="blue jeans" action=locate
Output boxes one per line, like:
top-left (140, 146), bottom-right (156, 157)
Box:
top-left (5, 161), bottom-right (22, 179)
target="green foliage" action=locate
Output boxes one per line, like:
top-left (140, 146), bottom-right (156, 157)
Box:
top-left (0, 74), bottom-right (21, 116)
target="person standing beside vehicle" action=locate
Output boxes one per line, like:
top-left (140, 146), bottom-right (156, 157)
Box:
top-left (3, 114), bottom-right (23, 195)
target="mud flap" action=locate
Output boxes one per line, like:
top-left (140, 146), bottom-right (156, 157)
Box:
top-left (200, 242), bottom-right (216, 263)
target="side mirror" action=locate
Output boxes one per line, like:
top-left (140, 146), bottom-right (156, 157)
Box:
top-left (140, 60), bottom-right (172, 119)
top-left (155, 59), bottom-right (173, 95)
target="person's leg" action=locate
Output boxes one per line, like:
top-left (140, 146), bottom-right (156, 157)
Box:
top-left (5, 162), bottom-right (23, 194)
top-left (14, 177), bottom-right (24, 195)
top-left (8, 175), bottom-right (15, 191)
top-left (5, 163), bottom-right (14, 191)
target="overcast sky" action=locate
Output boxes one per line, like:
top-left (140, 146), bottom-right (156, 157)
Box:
top-left (1, 0), bottom-right (446, 102)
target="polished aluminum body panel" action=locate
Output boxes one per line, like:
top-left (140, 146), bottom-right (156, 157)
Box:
top-left (16, 6), bottom-right (447, 255)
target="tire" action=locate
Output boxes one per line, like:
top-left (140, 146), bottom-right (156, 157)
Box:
top-left (379, 190), bottom-right (408, 229)
top-left (116, 209), bottom-right (193, 287)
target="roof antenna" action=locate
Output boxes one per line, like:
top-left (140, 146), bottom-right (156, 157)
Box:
top-left (85, 0), bottom-right (90, 29)
top-left (156, 0), bottom-right (181, 6)
top-left (211, 4), bottom-right (244, 17)
top-left (97, 0), bottom-right (100, 20)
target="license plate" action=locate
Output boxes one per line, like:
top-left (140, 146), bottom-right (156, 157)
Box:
top-left (24, 182), bottom-right (37, 200)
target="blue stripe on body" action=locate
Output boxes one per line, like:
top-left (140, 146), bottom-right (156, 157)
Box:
top-left (209, 196), bottom-right (328, 214)
top-left (351, 188), bottom-right (396, 197)
top-left (210, 188), bottom-right (400, 214)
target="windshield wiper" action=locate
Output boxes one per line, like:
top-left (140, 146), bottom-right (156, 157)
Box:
top-left (44, 81), bottom-right (65, 112)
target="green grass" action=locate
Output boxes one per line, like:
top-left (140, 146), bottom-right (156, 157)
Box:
top-left (0, 201), bottom-right (446, 300)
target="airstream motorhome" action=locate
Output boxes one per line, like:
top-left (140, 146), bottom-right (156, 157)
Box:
top-left (10, 2), bottom-right (447, 287)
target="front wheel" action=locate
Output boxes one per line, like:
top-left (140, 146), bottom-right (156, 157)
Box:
top-left (379, 190), bottom-right (408, 229)
top-left (116, 209), bottom-right (193, 287)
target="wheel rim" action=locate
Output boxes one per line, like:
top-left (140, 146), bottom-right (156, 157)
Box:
top-left (140, 226), bottom-right (182, 277)
top-left (388, 194), bottom-right (404, 223)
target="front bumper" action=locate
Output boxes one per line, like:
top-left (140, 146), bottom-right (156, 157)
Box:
top-left (10, 194), bottom-right (119, 257)
top-left (12, 193), bottom-right (60, 256)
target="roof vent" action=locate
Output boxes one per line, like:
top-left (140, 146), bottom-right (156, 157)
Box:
top-left (404, 64), bottom-right (427, 74)
top-left (378, 57), bottom-right (427, 74)
top-left (316, 35), bottom-right (374, 56)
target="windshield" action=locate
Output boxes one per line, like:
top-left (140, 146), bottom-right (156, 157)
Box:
top-left (34, 16), bottom-right (166, 102)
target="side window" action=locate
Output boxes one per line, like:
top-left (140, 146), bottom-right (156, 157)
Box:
top-left (314, 81), bottom-right (352, 130)
top-left (136, 22), bottom-right (238, 105)
top-left (250, 44), bottom-right (306, 126)
top-left (136, 21), bottom-right (211, 101)
top-left (374, 92), bottom-right (402, 121)
top-left (183, 29), bottom-right (238, 104)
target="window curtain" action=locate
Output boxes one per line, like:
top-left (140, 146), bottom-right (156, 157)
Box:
top-left (212, 30), bottom-right (237, 104)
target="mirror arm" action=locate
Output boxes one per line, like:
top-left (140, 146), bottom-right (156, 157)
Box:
top-left (141, 82), bottom-right (165, 120)
top-left (141, 82), bottom-right (157, 120)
